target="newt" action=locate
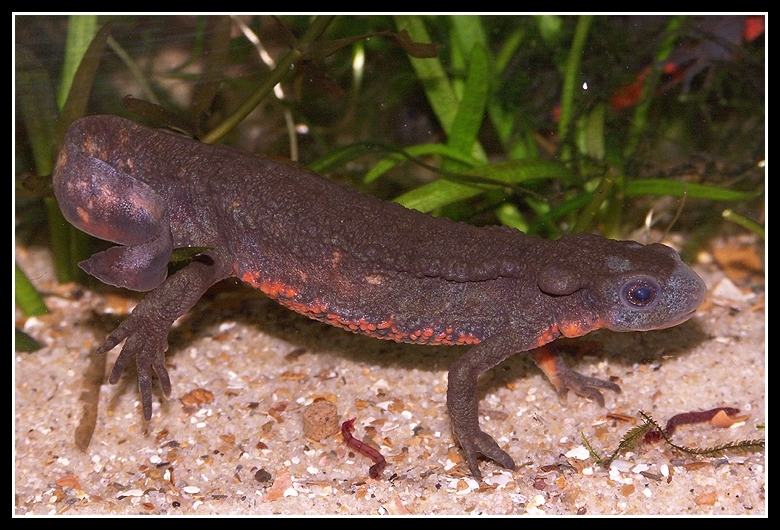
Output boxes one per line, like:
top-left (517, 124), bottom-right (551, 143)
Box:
top-left (52, 115), bottom-right (707, 480)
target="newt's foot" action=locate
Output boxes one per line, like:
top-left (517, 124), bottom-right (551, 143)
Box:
top-left (95, 314), bottom-right (172, 421)
top-left (532, 347), bottom-right (621, 407)
top-left (552, 367), bottom-right (621, 406)
top-left (455, 427), bottom-right (515, 481)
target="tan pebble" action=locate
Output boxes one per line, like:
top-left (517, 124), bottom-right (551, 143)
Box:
top-left (302, 399), bottom-right (339, 440)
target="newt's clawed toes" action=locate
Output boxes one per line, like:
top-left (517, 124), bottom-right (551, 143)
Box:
top-left (553, 369), bottom-right (622, 407)
top-left (456, 428), bottom-right (516, 480)
top-left (96, 313), bottom-right (173, 420)
top-left (531, 347), bottom-right (621, 407)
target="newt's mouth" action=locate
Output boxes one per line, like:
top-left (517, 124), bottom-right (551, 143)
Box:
top-left (655, 307), bottom-right (700, 330)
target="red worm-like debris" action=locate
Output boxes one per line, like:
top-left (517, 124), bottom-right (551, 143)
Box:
top-left (342, 418), bottom-right (387, 479)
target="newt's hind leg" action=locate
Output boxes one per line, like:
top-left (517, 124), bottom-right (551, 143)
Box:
top-left (531, 346), bottom-right (621, 407)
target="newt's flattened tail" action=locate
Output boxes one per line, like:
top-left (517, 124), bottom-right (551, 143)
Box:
top-left (53, 124), bottom-right (173, 292)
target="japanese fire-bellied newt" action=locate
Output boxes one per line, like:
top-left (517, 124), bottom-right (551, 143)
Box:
top-left (52, 115), bottom-right (707, 480)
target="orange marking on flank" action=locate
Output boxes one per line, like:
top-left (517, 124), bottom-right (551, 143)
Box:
top-left (239, 270), bottom-right (483, 345)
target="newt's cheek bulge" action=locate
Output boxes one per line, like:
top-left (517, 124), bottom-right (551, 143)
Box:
top-left (52, 115), bottom-right (707, 481)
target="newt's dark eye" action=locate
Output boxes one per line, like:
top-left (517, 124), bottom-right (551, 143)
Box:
top-left (620, 277), bottom-right (660, 308)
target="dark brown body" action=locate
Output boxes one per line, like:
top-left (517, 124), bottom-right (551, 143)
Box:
top-left (53, 115), bottom-right (706, 479)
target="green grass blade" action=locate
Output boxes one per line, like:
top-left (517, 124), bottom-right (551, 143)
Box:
top-left (625, 179), bottom-right (762, 201)
top-left (15, 48), bottom-right (57, 176)
top-left (15, 329), bottom-right (44, 353)
top-left (55, 22), bottom-right (112, 145)
top-left (722, 210), bottom-right (765, 238)
top-left (449, 15), bottom-right (487, 99)
top-left (56, 15), bottom-right (97, 110)
top-left (393, 15), bottom-right (459, 134)
top-left (577, 102), bottom-right (606, 161)
top-left (572, 167), bottom-right (618, 233)
top-left (395, 158), bottom-right (575, 212)
top-left (364, 143), bottom-right (483, 183)
top-left (558, 15), bottom-right (593, 160)
top-left (529, 192), bottom-right (592, 236)
top-left (446, 43), bottom-right (490, 163)
top-left (15, 263), bottom-right (48, 316)
top-left (308, 143), bottom-right (381, 175)
top-left (15, 47), bottom-right (73, 283)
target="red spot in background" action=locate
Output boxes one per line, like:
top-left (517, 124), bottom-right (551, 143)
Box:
top-left (743, 15), bottom-right (765, 42)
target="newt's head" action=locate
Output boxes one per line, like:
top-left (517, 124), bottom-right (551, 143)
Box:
top-left (537, 233), bottom-right (706, 334)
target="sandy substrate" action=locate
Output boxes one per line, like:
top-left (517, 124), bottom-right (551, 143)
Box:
top-left (14, 240), bottom-right (765, 516)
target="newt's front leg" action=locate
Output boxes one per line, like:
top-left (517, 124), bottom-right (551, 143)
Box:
top-left (96, 253), bottom-right (232, 420)
top-left (447, 333), bottom-right (622, 480)
top-left (447, 332), bottom-right (527, 480)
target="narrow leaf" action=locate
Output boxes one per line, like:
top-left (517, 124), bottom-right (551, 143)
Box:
top-left (393, 16), bottom-right (459, 134)
top-left (15, 263), bottom-right (48, 316)
top-left (625, 179), bottom-right (762, 201)
top-left (15, 47), bottom-right (58, 175)
top-left (57, 15), bottom-right (97, 110)
top-left (15, 329), bottom-right (44, 353)
top-left (558, 15), bottom-right (593, 158)
top-left (447, 43), bottom-right (490, 161)
top-left (122, 96), bottom-right (194, 135)
top-left (55, 22), bottom-right (112, 147)
top-left (395, 158), bottom-right (575, 212)
top-left (308, 143), bottom-right (382, 175)
top-left (365, 143), bottom-right (482, 183)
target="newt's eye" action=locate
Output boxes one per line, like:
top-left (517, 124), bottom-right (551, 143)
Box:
top-left (620, 277), bottom-right (660, 309)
